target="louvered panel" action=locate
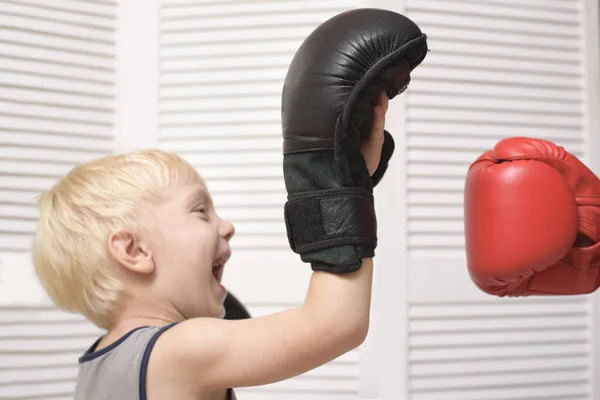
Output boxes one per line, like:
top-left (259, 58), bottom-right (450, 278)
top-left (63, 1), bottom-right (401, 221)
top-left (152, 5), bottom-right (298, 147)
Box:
top-left (408, 298), bottom-right (592, 400)
top-left (5, 0), bottom-right (117, 18)
top-left (0, 0), bottom-right (115, 257)
top-left (0, 305), bottom-right (103, 400)
top-left (160, 2), bottom-right (360, 398)
top-left (404, 2), bottom-right (593, 399)
top-left (405, 0), bottom-right (587, 260)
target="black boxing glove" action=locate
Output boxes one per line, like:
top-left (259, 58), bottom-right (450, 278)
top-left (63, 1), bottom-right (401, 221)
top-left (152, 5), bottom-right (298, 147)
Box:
top-left (282, 8), bottom-right (427, 273)
top-left (223, 292), bottom-right (251, 320)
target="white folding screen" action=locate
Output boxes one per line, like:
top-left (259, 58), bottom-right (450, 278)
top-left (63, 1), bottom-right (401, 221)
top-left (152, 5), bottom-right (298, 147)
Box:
top-left (1, 1), bottom-right (599, 399)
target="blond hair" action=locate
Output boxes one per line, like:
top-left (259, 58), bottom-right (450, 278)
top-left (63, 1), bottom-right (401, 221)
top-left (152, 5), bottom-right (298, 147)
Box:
top-left (32, 149), bottom-right (202, 329)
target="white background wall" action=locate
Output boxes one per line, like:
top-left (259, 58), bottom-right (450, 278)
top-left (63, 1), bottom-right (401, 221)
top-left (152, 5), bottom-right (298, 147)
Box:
top-left (1, 0), bottom-right (600, 399)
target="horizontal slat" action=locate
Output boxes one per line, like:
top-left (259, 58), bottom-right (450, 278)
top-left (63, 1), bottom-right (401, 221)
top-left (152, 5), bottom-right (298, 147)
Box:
top-left (410, 299), bottom-right (590, 318)
top-left (161, 25), bottom-right (311, 47)
top-left (161, 54), bottom-right (291, 73)
top-left (0, 382), bottom-right (76, 399)
top-left (408, 191), bottom-right (464, 206)
top-left (411, 328), bottom-right (588, 348)
top-left (0, 173), bottom-right (63, 191)
top-left (408, 93), bottom-right (582, 114)
top-left (407, 10), bottom-right (580, 38)
top-left (217, 208), bottom-right (282, 223)
top-left (0, 147), bottom-right (110, 166)
top-left (192, 166), bottom-right (281, 180)
top-left (408, 163), bottom-right (468, 178)
top-left (160, 11), bottom-right (346, 33)
top-left (409, 80), bottom-right (582, 102)
top-left (0, 352), bottom-right (81, 369)
top-left (1, 336), bottom-right (101, 352)
top-left (233, 222), bottom-right (284, 236)
top-left (1, 100), bottom-right (113, 125)
top-left (415, 65), bottom-right (580, 88)
top-left (410, 355), bottom-right (588, 377)
top-left (410, 341), bottom-right (590, 362)
top-left (407, 177), bottom-right (464, 192)
top-left (409, 0), bottom-right (578, 24)
top-left (230, 234), bottom-right (289, 250)
top-left (408, 220), bottom-right (463, 234)
top-left (233, 393), bottom-right (354, 400)
top-left (160, 107), bottom-right (280, 125)
top-left (236, 375), bottom-right (359, 393)
top-left (1, 71), bottom-right (114, 98)
top-left (0, 366), bottom-right (78, 386)
top-left (1, 42), bottom-right (115, 70)
top-left (0, 189), bottom-right (39, 206)
top-left (160, 96), bottom-right (280, 113)
top-left (4, 22), bottom-right (114, 56)
top-left (0, 204), bottom-right (37, 219)
top-left (409, 234), bottom-right (463, 248)
top-left (411, 313), bottom-right (590, 334)
top-left (180, 152), bottom-right (281, 168)
top-left (409, 108), bottom-right (582, 128)
top-left (160, 122), bottom-right (281, 139)
top-left (422, 24), bottom-right (580, 50)
top-left (409, 384), bottom-right (589, 400)
top-left (0, 305), bottom-right (92, 323)
top-left (205, 178), bottom-right (283, 195)
top-left (1, 84), bottom-right (114, 110)
top-left (160, 82), bottom-right (281, 99)
top-left (411, 368), bottom-right (590, 391)
top-left (1, 10), bottom-right (115, 42)
top-left (9, 0), bottom-right (118, 18)
top-left (1, 115), bottom-right (113, 138)
top-left (0, 233), bottom-right (34, 251)
top-left (163, 137), bottom-right (280, 153)
top-left (410, 249), bottom-right (467, 259)
top-left (423, 51), bottom-right (580, 77)
top-left (0, 219), bottom-right (37, 235)
top-left (0, 159), bottom-right (72, 178)
top-left (160, 68), bottom-right (286, 86)
top-left (0, 132), bottom-right (113, 152)
top-left (162, 0), bottom-right (349, 19)
top-left (411, 375), bottom-right (589, 400)
top-left (214, 192), bottom-right (285, 207)
top-left (160, 39), bottom-right (299, 59)
top-left (448, 0), bottom-right (581, 12)
top-left (407, 121), bottom-right (585, 141)
top-left (3, 53), bottom-right (114, 84)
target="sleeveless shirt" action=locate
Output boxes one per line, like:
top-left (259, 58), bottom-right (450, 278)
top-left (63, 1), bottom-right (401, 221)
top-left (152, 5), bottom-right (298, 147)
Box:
top-left (75, 324), bottom-right (236, 400)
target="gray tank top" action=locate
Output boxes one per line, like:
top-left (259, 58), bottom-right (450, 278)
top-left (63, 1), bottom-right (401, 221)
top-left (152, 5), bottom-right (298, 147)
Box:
top-left (75, 323), bottom-right (236, 400)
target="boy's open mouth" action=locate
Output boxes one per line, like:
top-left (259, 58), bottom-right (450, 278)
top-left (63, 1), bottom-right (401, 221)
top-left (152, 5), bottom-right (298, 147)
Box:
top-left (212, 251), bottom-right (231, 282)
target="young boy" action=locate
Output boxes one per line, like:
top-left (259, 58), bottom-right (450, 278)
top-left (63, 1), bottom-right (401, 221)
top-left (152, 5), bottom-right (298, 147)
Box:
top-left (32, 91), bottom-right (388, 400)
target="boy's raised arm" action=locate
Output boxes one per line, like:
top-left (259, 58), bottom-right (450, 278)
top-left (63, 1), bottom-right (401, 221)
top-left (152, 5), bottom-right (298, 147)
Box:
top-left (155, 258), bottom-right (373, 390)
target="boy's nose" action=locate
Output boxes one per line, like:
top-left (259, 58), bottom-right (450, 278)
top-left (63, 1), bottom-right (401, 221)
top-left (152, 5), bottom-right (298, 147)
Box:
top-left (219, 219), bottom-right (235, 241)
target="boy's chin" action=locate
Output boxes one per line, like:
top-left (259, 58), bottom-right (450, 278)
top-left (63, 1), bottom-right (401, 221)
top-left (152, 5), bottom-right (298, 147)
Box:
top-left (211, 301), bottom-right (227, 319)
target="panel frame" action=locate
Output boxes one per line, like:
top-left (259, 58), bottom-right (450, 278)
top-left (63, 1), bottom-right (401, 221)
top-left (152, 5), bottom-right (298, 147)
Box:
top-left (582, 0), bottom-right (600, 398)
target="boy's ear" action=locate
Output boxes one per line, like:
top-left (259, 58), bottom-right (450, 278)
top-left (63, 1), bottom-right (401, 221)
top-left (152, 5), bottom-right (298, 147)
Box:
top-left (108, 229), bottom-right (154, 274)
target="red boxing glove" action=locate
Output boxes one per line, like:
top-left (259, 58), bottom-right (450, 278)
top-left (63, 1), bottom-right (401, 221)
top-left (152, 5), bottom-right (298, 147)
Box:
top-left (464, 137), bottom-right (600, 296)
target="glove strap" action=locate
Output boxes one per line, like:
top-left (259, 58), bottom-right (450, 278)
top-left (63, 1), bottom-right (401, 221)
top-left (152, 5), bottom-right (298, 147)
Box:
top-left (284, 187), bottom-right (377, 254)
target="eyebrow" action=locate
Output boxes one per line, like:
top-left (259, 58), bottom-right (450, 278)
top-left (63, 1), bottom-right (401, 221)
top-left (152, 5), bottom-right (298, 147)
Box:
top-left (185, 187), bottom-right (212, 208)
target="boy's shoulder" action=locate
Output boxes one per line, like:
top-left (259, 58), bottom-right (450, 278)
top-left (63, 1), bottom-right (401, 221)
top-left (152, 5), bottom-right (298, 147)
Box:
top-left (74, 324), bottom-right (176, 400)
